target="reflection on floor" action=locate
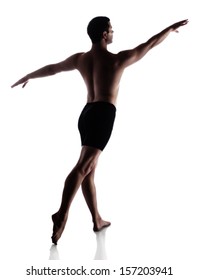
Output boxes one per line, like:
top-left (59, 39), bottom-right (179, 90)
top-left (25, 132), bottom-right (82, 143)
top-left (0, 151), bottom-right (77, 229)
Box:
top-left (94, 228), bottom-right (107, 260)
top-left (49, 228), bottom-right (108, 260)
top-left (49, 244), bottom-right (60, 260)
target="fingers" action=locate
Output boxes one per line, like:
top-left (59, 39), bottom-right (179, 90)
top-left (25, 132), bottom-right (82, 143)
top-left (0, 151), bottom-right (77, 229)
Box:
top-left (181, 19), bottom-right (189, 25)
top-left (178, 19), bottom-right (189, 27)
top-left (22, 81), bottom-right (28, 88)
top-left (11, 81), bottom-right (21, 88)
top-left (11, 82), bottom-right (19, 88)
top-left (11, 77), bottom-right (28, 88)
top-left (172, 19), bottom-right (188, 33)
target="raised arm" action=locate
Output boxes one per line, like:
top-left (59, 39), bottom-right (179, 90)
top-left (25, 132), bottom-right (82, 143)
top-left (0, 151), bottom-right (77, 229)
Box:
top-left (11, 52), bottom-right (83, 88)
top-left (118, 19), bottom-right (188, 68)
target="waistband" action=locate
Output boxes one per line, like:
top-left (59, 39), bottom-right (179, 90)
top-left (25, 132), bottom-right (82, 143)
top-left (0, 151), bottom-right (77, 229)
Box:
top-left (86, 101), bottom-right (116, 110)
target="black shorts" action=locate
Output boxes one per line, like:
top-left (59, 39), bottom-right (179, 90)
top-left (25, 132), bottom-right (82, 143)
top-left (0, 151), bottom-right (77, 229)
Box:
top-left (78, 102), bottom-right (116, 151)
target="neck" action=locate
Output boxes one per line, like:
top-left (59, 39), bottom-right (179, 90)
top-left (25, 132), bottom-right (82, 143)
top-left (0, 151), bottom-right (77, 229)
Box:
top-left (91, 40), bottom-right (108, 51)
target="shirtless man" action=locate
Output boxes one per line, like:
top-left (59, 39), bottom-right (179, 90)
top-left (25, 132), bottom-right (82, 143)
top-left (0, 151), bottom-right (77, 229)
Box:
top-left (11, 17), bottom-right (188, 245)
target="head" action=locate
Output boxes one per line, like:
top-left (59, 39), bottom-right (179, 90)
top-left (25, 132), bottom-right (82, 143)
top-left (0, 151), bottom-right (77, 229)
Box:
top-left (87, 16), bottom-right (113, 44)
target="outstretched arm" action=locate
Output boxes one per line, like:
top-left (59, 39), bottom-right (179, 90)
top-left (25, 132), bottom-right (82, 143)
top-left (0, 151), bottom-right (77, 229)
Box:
top-left (11, 52), bottom-right (83, 88)
top-left (118, 19), bottom-right (188, 68)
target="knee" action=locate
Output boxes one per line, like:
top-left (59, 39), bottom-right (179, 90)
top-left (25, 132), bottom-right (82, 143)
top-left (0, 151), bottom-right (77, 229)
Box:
top-left (82, 168), bottom-right (95, 186)
top-left (76, 160), bottom-right (97, 178)
top-left (75, 147), bottom-right (100, 178)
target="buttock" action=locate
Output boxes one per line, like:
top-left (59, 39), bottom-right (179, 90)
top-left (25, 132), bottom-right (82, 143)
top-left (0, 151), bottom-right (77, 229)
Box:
top-left (78, 101), bottom-right (116, 151)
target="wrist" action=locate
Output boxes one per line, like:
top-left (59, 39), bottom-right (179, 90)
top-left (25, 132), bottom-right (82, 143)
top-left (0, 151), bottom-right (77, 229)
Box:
top-left (26, 74), bottom-right (31, 80)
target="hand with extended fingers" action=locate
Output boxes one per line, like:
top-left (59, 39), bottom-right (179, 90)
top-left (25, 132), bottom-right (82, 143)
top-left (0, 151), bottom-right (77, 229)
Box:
top-left (170, 19), bottom-right (188, 33)
top-left (11, 75), bottom-right (29, 88)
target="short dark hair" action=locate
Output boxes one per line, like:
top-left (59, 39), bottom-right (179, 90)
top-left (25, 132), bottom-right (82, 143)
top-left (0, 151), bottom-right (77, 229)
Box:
top-left (87, 16), bottom-right (110, 44)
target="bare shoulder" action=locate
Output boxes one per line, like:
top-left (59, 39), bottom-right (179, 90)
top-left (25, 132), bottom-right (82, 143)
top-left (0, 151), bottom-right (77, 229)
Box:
top-left (114, 48), bottom-right (138, 68)
top-left (75, 51), bottom-right (93, 69)
top-left (54, 52), bottom-right (86, 72)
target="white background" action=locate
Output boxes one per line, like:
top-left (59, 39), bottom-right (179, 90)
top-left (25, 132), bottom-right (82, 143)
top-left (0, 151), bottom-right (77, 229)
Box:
top-left (0, 0), bottom-right (198, 279)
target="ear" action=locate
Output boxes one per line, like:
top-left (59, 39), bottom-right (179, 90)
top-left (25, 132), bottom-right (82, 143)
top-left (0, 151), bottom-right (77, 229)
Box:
top-left (102, 31), bottom-right (108, 40)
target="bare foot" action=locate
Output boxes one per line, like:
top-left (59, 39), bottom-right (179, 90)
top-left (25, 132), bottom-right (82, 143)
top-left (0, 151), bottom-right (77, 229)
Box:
top-left (93, 218), bottom-right (111, 232)
top-left (51, 213), bottom-right (67, 245)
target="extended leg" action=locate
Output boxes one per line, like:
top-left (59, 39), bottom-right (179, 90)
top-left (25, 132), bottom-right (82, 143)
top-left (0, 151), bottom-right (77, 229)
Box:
top-left (81, 167), bottom-right (111, 232)
top-left (51, 146), bottom-right (101, 244)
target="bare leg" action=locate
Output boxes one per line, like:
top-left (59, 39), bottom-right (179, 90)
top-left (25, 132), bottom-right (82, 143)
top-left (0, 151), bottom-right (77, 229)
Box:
top-left (51, 146), bottom-right (101, 245)
top-left (51, 168), bottom-right (82, 245)
top-left (81, 167), bottom-right (111, 232)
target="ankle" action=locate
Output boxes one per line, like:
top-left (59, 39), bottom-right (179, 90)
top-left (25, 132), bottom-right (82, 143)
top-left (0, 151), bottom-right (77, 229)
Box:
top-left (57, 211), bottom-right (68, 222)
top-left (93, 215), bottom-right (102, 224)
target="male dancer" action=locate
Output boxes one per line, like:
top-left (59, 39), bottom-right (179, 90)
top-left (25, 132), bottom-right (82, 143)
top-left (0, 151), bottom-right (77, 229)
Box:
top-left (12, 17), bottom-right (188, 244)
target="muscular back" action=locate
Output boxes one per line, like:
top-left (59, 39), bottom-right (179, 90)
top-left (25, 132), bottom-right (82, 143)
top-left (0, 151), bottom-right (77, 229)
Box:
top-left (76, 49), bottom-right (124, 105)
